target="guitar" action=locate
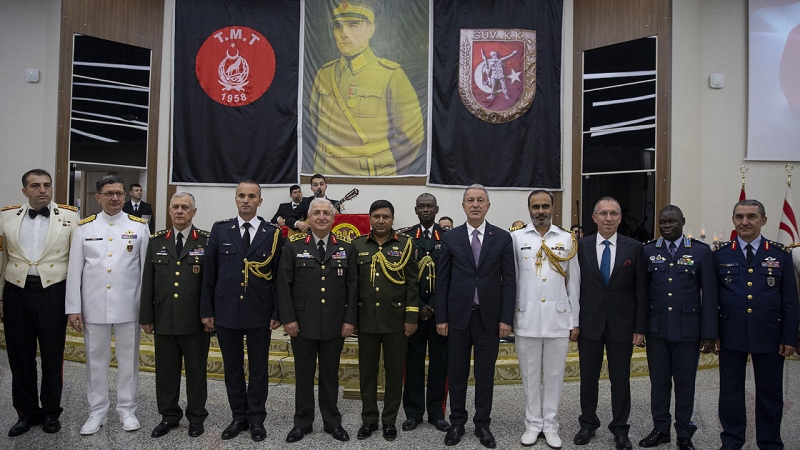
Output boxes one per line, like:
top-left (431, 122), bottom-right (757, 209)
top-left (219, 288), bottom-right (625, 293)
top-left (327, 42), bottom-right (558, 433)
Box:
top-left (286, 188), bottom-right (360, 236)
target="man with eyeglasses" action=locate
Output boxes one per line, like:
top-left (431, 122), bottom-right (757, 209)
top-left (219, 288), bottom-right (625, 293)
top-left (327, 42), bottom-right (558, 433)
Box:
top-left (713, 199), bottom-right (798, 450)
top-left (277, 198), bottom-right (357, 444)
top-left (66, 175), bottom-right (150, 435)
top-left (573, 196), bottom-right (647, 450)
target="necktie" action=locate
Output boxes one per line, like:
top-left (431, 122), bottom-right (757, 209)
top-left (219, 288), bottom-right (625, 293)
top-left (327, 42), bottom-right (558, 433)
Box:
top-left (242, 223), bottom-right (251, 254)
top-left (669, 242), bottom-right (677, 258)
top-left (318, 239), bottom-right (326, 261)
top-left (601, 240), bottom-right (611, 285)
top-left (176, 232), bottom-right (184, 255)
top-left (134, 204), bottom-right (138, 212)
top-left (745, 243), bottom-right (754, 265)
top-left (28, 206), bottom-right (50, 219)
top-left (471, 229), bottom-right (481, 305)
top-left (424, 230), bottom-right (430, 240)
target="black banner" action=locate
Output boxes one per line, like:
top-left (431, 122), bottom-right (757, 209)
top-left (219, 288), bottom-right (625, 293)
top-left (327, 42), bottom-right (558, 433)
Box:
top-left (429, 0), bottom-right (562, 189)
top-left (172, 0), bottom-right (300, 185)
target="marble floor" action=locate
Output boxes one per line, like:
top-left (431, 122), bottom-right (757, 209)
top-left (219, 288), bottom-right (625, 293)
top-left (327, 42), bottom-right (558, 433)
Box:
top-left (0, 351), bottom-right (798, 449)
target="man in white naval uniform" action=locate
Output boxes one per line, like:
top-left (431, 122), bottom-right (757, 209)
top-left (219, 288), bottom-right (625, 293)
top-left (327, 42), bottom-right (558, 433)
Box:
top-left (512, 190), bottom-right (580, 449)
top-left (65, 175), bottom-right (149, 435)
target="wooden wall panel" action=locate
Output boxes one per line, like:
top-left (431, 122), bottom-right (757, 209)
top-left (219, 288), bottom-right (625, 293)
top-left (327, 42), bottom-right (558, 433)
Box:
top-left (571, 0), bottom-right (672, 226)
top-left (55, 0), bottom-right (164, 219)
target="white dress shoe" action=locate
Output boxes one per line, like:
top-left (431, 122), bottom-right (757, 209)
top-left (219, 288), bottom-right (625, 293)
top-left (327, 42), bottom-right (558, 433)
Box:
top-left (80, 416), bottom-right (107, 435)
top-left (121, 414), bottom-right (140, 432)
top-left (521, 430), bottom-right (540, 446)
top-left (544, 431), bottom-right (562, 449)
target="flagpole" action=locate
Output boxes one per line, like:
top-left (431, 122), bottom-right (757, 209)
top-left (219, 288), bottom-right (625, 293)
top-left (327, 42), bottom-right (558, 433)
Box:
top-left (740, 165), bottom-right (748, 192)
top-left (787, 163), bottom-right (793, 188)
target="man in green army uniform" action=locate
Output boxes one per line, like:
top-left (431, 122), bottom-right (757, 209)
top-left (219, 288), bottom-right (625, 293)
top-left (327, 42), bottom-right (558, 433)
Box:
top-left (353, 200), bottom-right (419, 441)
top-left (310, 0), bottom-right (425, 176)
top-left (140, 192), bottom-right (210, 439)
top-left (399, 194), bottom-right (450, 433)
top-left (278, 198), bottom-right (357, 444)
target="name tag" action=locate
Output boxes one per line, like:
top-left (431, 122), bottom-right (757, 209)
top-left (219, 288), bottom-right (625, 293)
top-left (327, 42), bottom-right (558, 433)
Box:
top-left (156, 251), bottom-right (168, 256)
top-left (358, 251), bottom-right (370, 256)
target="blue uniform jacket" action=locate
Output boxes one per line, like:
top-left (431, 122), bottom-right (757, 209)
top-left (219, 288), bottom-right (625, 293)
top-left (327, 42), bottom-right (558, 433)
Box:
top-left (714, 238), bottom-right (799, 353)
top-left (644, 236), bottom-right (718, 342)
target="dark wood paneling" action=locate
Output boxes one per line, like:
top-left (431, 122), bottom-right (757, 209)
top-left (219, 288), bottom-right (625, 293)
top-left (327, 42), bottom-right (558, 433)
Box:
top-left (571, 0), bottom-right (671, 226)
top-left (56, 0), bottom-right (164, 220)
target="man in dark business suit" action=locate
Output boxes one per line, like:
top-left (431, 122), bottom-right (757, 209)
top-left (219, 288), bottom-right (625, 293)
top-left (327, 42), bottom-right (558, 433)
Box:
top-left (122, 183), bottom-right (155, 234)
top-left (277, 198), bottom-right (357, 444)
top-left (270, 184), bottom-right (303, 228)
top-left (288, 174), bottom-right (340, 233)
top-left (436, 184), bottom-right (515, 449)
top-left (714, 199), bottom-right (798, 450)
top-left (140, 192), bottom-right (210, 439)
top-left (574, 196), bottom-right (647, 450)
top-left (639, 205), bottom-right (718, 450)
top-left (199, 180), bottom-right (283, 442)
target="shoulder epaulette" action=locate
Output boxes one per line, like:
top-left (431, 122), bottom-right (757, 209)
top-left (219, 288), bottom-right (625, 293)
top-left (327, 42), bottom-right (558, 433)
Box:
top-left (644, 238), bottom-right (657, 246)
top-left (215, 217), bottom-right (235, 224)
top-left (56, 204), bottom-right (78, 212)
top-left (289, 233), bottom-right (307, 242)
top-left (150, 230), bottom-right (169, 239)
top-left (377, 58), bottom-right (401, 70)
top-left (555, 224), bottom-right (569, 233)
top-left (197, 230), bottom-right (210, 237)
top-left (397, 226), bottom-right (414, 233)
top-left (128, 215), bottom-right (148, 224)
top-left (337, 235), bottom-right (352, 244)
top-left (714, 240), bottom-right (732, 252)
top-left (78, 215), bottom-right (97, 225)
top-left (398, 232), bottom-right (412, 239)
top-left (1, 204), bottom-right (21, 212)
top-left (767, 239), bottom-right (790, 253)
top-left (353, 234), bottom-right (367, 242)
top-left (509, 224), bottom-right (525, 232)
top-left (689, 237), bottom-right (710, 247)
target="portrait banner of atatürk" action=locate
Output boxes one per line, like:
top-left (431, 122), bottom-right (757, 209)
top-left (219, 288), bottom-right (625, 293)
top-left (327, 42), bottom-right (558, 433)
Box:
top-left (459, 29), bottom-right (536, 124)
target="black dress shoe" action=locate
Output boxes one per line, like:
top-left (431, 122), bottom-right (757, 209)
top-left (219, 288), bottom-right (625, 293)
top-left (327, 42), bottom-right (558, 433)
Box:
top-left (639, 429), bottom-right (670, 447)
top-left (188, 423), bottom-right (204, 437)
top-left (474, 427), bottom-right (497, 449)
top-left (677, 437), bottom-right (696, 450)
top-left (324, 426), bottom-right (350, 441)
top-left (402, 418), bottom-right (420, 431)
top-left (221, 420), bottom-right (249, 440)
top-left (614, 433), bottom-right (633, 450)
top-left (250, 422), bottom-right (266, 442)
top-left (573, 428), bottom-right (596, 445)
top-left (285, 426), bottom-right (312, 443)
top-left (42, 417), bottom-right (61, 434)
top-left (8, 417), bottom-right (40, 437)
top-left (151, 421), bottom-right (178, 438)
top-left (357, 422), bottom-right (379, 439)
top-left (383, 424), bottom-right (398, 440)
top-left (445, 424), bottom-right (465, 446)
top-left (430, 418), bottom-right (451, 432)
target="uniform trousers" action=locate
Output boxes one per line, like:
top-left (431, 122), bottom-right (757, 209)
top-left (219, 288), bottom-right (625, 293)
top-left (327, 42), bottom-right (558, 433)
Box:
top-left (83, 321), bottom-right (140, 418)
top-left (214, 325), bottom-right (271, 423)
top-left (578, 326), bottom-right (633, 437)
top-left (3, 279), bottom-right (67, 420)
top-left (358, 331), bottom-right (407, 425)
top-left (291, 335), bottom-right (345, 429)
top-left (645, 337), bottom-right (699, 438)
top-left (448, 308), bottom-right (499, 428)
top-left (403, 316), bottom-right (449, 422)
top-left (718, 347), bottom-right (785, 450)
top-left (153, 332), bottom-right (210, 424)
top-left (516, 335), bottom-right (570, 433)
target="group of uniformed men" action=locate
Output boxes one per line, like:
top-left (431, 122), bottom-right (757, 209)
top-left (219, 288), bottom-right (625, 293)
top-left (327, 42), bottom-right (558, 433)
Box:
top-left (1, 169), bottom-right (798, 450)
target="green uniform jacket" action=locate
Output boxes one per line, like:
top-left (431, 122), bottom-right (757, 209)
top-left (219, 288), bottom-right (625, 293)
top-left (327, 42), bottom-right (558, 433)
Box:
top-left (277, 232), bottom-right (358, 340)
top-left (140, 226), bottom-right (208, 335)
top-left (353, 230), bottom-right (419, 333)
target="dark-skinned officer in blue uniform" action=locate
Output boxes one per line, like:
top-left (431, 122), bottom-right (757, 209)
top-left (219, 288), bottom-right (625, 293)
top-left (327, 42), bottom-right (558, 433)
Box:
top-left (713, 199), bottom-right (798, 450)
top-left (399, 193), bottom-right (450, 433)
top-left (639, 205), bottom-right (718, 450)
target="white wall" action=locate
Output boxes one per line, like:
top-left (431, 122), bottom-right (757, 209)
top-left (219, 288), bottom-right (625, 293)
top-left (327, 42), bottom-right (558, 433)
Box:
top-left (2, 0), bottom-right (793, 241)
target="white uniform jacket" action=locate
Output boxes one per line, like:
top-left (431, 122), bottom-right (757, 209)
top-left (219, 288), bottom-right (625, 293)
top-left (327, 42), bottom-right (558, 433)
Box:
top-left (512, 223), bottom-right (580, 338)
top-left (65, 211), bottom-right (149, 324)
top-left (0, 202), bottom-right (79, 298)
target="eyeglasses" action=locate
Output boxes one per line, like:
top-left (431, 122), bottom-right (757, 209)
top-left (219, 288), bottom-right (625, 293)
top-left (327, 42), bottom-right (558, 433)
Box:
top-left (594, 210), bottom-right (620, 218)
top-left (100, 191), bottom-right (125, 198)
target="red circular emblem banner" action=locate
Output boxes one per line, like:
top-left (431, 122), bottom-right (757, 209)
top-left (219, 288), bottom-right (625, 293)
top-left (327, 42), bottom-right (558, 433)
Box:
top-left (195, 26), bottom-right (276, 107)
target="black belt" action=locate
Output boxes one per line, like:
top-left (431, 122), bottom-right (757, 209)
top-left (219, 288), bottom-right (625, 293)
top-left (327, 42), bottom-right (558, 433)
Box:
top-left (25, 275), bottom-right (44, 290)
